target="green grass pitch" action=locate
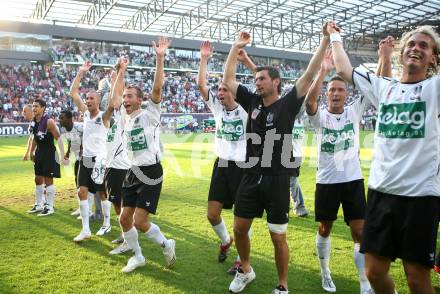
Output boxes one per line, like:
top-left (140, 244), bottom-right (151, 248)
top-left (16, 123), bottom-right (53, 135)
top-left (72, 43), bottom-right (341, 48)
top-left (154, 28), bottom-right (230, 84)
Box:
top-left (0, 133), bottom-right (439, 293)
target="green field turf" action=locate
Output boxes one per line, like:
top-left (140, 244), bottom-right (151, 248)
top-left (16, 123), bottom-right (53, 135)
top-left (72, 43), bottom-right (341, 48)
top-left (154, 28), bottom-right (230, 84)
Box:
top-left (0, 133), bottom-right (439, 294)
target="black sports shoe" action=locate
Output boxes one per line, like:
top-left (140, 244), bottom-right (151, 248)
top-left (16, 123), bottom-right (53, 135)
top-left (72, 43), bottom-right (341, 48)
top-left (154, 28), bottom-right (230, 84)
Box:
top-left (227, 261), bottom-right (242, 275)
top-left (37, 206), bottom-right (54, 217)
top-left (272, 284), bottom-right (288, 293)
top-left (27, 205), bottom-right (43, 214)
top-left (218, 237), bottom-right (233, 263)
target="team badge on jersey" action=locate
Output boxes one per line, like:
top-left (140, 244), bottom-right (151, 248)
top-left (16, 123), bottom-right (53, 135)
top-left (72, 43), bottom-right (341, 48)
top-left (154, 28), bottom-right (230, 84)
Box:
top-left (251, 108), bottom-right (260, 120)
top-left (409, 85), bottom-right (423, 101)
top-left (266, 112), bottom-right (274, 127)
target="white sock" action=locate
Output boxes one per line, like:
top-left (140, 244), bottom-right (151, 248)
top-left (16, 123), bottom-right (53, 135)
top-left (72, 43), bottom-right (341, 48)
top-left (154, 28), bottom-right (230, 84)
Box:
top-left (87, 192), bottom-right (94, 213)
top-left (124, 227), bottom-right (142, 259)
top-left (145, 223), bottom-right (168, 248)
top-left (316, 232), bottom-right (331, 276)
top-left (35, 185), bottom-right (44, 207)
top-left (236, 227), bottom-right (252, 262)
top-left (212, 219), bottom-right (230, 245)
top-left (79, 200), bottom-right (91, 233)
top-left (46, 185), bottom-right (56, 210)
top-left (101, 200), bottom-right (111, 227)
top-left (354, 243), bottom-right (371, 290)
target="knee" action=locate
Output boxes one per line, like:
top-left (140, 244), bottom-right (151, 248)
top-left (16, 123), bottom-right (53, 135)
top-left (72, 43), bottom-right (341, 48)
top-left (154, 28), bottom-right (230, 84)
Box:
top-left (365, 266), bottom-right (385, 284)
top-left (233, 223), bottom-right (249, 237)
top-left (406, 275), bottom-right (422, 291)
top-left (207, 211), bottom-right (220, 225)
top-left (352, 230), bottom-right (363, 243)
top-left (133, 215), bottom-right (147, 231)
top-left (268, 224), bottom-right (287, 244)
top-left (318, 226), bottom-right (331, 237)
top-left (405, 268), bottom-right (430, 292)
top-left (270, 233), bottom-right (287, 249)
top-left (119, 214), bottom-right (132, 230)
top-left (78, 188), bottom-right (88, 200)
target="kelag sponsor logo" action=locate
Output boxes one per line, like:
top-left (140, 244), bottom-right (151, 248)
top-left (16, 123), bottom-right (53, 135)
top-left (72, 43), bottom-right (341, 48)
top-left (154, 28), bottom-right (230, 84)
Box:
top-left (321, 123), bottom-right (355, 153)
top-left (378, 102), bottom-right (425, 139)
top-left (292, 125), bottom-right (305, 140)
top-left (216, 119), bottom-right (244, 141)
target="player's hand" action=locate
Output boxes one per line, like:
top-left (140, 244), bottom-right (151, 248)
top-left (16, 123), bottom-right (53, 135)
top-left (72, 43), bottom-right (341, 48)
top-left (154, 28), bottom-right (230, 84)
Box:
top-left (152, 36), bottom-right (171, 57)
top-left (321, 49), bottom-right (334, 74)
top-left (64, 154), bottom-right (70, 160)
top-left (79, 61), bottom-right (92, 74)
top-left (237, 49), bottom-right (249, 63)
top-left (30, 154), bottom-right (35, 162)
top-left (23, 153), bottom-right (30, 161)
top-left (62, 159), bottom-right (70, 166)
top-left (233, 32), bottom-right (251, 49)
top-left (119, 57), bottom-right (130, 72)
top-left (378, 36), bottom-right (395, 58)
top-left (200, 41), bottom-right (213, 59)
top-left (326, 21), bottom-right (341, 35)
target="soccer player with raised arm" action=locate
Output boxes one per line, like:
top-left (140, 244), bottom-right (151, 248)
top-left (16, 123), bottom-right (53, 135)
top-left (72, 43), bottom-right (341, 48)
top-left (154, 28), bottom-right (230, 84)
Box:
top-left (329, 21), bottom-right (440, 294)
top-left (222, 24), bottom-right (330, 293)
top-left (114, 37), bottom-right (176, 273)
top-left (305, 50), bottom-right (372, 294)
top-left (70, 61), bottom-right (111, 242)
top-left (197, 41), bottom-right (256, 275)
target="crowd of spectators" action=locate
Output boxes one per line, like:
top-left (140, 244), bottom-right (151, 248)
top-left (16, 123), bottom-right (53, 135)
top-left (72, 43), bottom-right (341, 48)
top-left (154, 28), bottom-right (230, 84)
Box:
top-left (51, 40), bottom-right (305, 79)
top-left (0, 61), bottom-right (376, 124)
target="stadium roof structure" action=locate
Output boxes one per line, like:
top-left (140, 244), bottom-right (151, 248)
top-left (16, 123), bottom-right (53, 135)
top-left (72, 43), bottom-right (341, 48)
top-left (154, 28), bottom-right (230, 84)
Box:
top-left (2, 0), bottom-right (440, 53)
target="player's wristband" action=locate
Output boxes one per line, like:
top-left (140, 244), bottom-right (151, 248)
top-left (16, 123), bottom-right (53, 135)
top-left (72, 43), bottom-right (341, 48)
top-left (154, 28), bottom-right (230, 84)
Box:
top-left (330, 33), bottom-right (342, 43)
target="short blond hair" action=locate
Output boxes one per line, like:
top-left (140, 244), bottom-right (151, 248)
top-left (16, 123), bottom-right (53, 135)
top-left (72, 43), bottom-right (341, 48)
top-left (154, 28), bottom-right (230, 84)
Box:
top-left (399, 25), bottom-right (440, 76)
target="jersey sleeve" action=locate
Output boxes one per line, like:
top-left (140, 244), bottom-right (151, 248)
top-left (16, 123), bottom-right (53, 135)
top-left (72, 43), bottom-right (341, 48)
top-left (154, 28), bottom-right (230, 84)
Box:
top-left (352, 67), bottom-right (392, 108)
top-left (347, 94), bottom-right (370, 119)
top-left (281, 86), bottom-right (306, 118)
top-left (236, 84), bottom-right (257, 111)
top-left (77, 123), bottom-right (84, 138)
top-left (435, 75), bottom-right (440, 110)
top-left (142, 101), bottom-right (161, 125)
top-left (205, 88), bottom-right (222, 116)
top-left (307, 105), bottom-right (322, 129)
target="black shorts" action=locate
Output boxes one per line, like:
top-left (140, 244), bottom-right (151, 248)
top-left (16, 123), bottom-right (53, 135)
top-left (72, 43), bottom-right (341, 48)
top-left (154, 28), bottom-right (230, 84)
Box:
top-left (315, 179), bottom-right (366, 225)
top-left (361, 189), bottom-right (440, 268)
top-left (234, 173), bottom-right (290, 224)
top-left (34, 148), bottom-right (61, 178)
top-left (77, 157), bottom-right (105, 192)
top-left (208, 158), bottom-right (244, 209)
top-left (122, 163), bottom-right (163, 214)
top-left (105, 168), bottom-right (127, 205)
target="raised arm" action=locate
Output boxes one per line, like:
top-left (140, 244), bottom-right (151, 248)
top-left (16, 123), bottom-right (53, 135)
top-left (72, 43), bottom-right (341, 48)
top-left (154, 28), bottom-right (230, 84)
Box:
top-left (237, 49), bottom-right (257, 77)
top-left (376, 36), bottom-right (394, 78)
top-left (305, 50), bottom-right (334, 115)
top-left (197, 41), bottom-right (213, 101)
top-left (70, 61), bottom-right (92, 113)
top-left (151, 36), bottom-right (171, 104)
top-left (295, 22), bottom-right (331, 98)
top-left (102, 69), bottom-right (118, 128)
top-left (327, 21), bottom-right (354, 84)
top-left (223, 32), bottom-right (252, 97)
